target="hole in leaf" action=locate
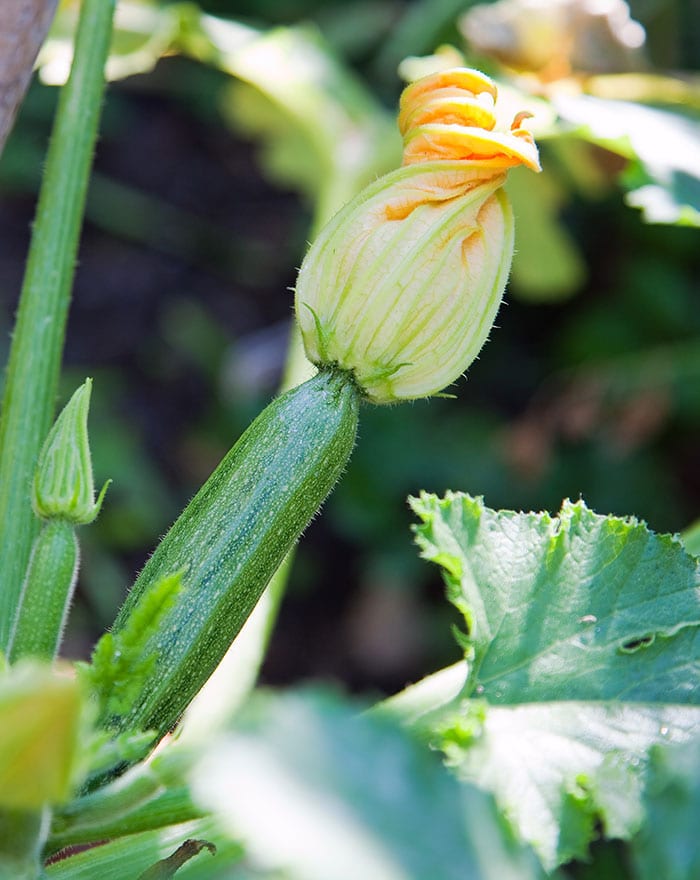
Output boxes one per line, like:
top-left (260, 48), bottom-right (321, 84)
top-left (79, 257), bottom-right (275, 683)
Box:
top-left (619, 633), bottom-right (655, 653)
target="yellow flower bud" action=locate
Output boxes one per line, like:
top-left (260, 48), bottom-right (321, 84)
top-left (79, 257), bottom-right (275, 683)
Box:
top-left (294, 67), bottom-right (540, 403)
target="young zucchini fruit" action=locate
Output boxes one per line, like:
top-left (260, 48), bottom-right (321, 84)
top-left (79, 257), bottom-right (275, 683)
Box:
top-left (101, 368), bottom-right (359, 737)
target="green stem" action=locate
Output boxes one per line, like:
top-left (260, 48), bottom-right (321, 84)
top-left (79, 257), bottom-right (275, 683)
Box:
top-left (0, 808), bottom-right (49, 880)
top-left (9, 520), bottom-right (79, 663)
top-left (0, 0), bottom-right (116, 651)
top-left (48, 788), bottom-right (204, 856)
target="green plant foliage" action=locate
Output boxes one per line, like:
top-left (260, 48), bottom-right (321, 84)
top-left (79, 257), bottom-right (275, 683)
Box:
top-left (39, 0), bottom-right (178, 85)
top-left (438, 699), bottom-right (700, 870)
top-left (84, 571), bottom-right (183, 721)
top-left (45, 817), bottom-right (244, 879)
top-left (506, 165), bottom-right (587, 302)
top-left (47, 737), bottom-right (201, 856)
top-left (72, 728), bottom-right (159, 796)
top-left (0, 1), bottom-right (697, 876)
top-left (631, 736), bottom-right (700, 879)
top-left (411, 493), bottom-right (700, 703)
top-left (682, 519), bottom-right (700, 557)
top-left (42, 3), bottom-right (401, 231)
top-left (187, 689), bottom-right (545, 880)
top-left (409, 493), bottom-right (700, 867)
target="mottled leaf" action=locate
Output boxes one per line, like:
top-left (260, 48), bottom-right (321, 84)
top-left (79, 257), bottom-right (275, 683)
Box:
top-left (407, 493), bottom-right (700, 866)
top-left (410, 494), bottom-right (700, 705)
top-left (438, 699), bottom-right (700, 868)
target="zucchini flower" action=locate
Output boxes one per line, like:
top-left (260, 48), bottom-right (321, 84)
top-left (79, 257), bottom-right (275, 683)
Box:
top-left (294, 68), bottom-right (540, 403)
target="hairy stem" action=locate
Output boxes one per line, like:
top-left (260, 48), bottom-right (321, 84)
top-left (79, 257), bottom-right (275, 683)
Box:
top-left (9, 519), bottom-right (79, 663)
top-left (0, 0), bottom-right (115, 649)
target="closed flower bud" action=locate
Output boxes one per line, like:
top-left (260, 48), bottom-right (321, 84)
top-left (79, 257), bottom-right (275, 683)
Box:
top-left (295, 68), bottom-right (540, 403)
top-left (33, 378), bottom-right (108, 524)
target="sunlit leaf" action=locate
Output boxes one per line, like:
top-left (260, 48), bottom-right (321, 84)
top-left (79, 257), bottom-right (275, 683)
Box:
top-left (39, 0), bottom-right (179, 84)
top-left (411, 494), bottom-right (700, 704)
top-left (407, 493), bottom-right (700, 866)
top-left (438, 699), bottom-right (700, 868)
top-left (189, 689), bottom-right (544, 880)
top-left (214, 25), bottom-right (400, 224)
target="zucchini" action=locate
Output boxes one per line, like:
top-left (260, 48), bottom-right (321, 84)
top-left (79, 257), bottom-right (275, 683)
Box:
top-left (103, 368), bottom-right (359, 736)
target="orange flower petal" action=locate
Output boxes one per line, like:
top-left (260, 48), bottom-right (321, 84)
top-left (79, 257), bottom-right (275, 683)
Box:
top-left (399, 67), bottom-right (541, 174)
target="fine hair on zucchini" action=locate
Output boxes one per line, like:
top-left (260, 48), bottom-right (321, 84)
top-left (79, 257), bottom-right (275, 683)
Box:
top-left (102, 368), bottom-right (360, 736)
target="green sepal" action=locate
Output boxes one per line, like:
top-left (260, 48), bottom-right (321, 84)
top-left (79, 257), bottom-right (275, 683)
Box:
top-left (32, 378), bottom-right (109, 525)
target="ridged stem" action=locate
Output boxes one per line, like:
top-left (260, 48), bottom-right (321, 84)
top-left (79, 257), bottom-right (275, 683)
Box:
top-left (0, 0), bottom-right (115, 651)
top-left (9, 520), bottom-right (79, 663)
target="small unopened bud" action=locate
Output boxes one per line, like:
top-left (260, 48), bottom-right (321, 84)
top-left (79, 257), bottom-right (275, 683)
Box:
top-left (295, 67), bottom-right (540, 403)
top-left (33, 378), bottom-right (109, 524)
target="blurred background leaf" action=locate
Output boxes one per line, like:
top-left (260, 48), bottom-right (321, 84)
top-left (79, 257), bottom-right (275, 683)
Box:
top-left (188, 688), bottom-right (546, 880)
top-left (630, 735), bottom-right (700, 879)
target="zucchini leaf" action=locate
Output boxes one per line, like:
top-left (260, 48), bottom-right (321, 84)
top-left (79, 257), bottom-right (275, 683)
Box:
top-left (408, 493), bottom-right (700, 868)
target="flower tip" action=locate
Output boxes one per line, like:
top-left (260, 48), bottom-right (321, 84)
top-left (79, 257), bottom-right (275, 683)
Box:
top-left (509, 111), bottom-right (542, 172)
top-left (399, 66), bottom-right (541, 174)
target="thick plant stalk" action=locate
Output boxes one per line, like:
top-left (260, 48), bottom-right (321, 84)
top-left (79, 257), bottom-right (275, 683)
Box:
top-left (0, 0), bottom-right (115, 650)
